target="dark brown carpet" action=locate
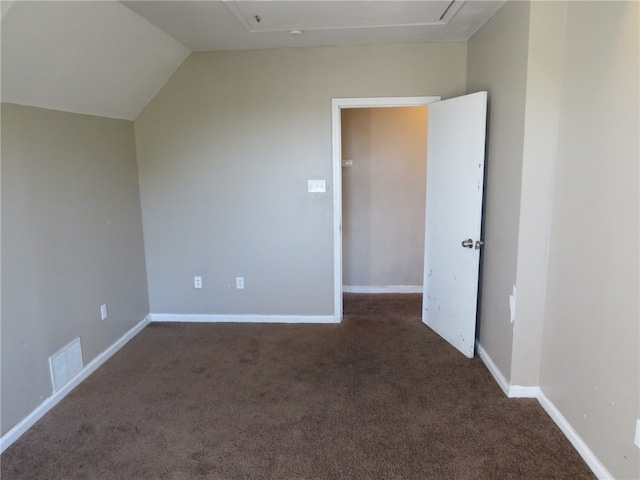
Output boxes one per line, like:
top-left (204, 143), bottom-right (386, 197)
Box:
top-left (1, 294), bottom-right (594, 479)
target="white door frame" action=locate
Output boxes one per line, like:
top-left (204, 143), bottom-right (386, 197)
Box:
top-left (331, 96), bottom-right (441, 322)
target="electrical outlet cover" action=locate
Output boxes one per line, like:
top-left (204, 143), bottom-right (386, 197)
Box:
top-left (308, 179), bottom-right (326, 193)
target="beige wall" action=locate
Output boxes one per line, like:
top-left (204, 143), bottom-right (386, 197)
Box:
top-left (341, 107), bottom-right (428, 288)
top-left (470, 2), bottom-right (639, 477)
top-left (467, 2), bottom-right (531, 379)
top-left (135, 44), bottom-right (466, 315)
top-left (510, 1), bottom-right (567, 387)
top-left (1, 104), bottom-right (149, 435)
top-left (539, 2), bottom-right (639, 478)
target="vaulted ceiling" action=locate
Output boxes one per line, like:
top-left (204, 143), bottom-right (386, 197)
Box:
top-left (1, 1), bottom-right (191, 120)
top-left (1, 1), bottom-right (505, 120)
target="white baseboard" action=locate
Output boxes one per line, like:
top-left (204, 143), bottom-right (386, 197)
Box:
top-left (536, 390), bottom-right (613, 480)
top-left (342, 285), bottom-right (423, 294)
top-left (0, 315), bottom-right (150, 454)
top-left (508, 385), bottom-right (538, 398)
top-left (476, 342), bottom-right (510, 396)
top-left (150, 314), bottom-right (339, 324)
top-left (476, 343), bottom-right (538, 398)
top-left (477, 342), bottom-right (612, 479)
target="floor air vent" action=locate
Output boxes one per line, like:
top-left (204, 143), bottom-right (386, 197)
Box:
top-left (49, 338), bottom-right (84, 392)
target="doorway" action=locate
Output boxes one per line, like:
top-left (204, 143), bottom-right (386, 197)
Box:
top-left (331, 97), bottom-right (441, 321)
top-left (341, 106), bottom-right (428, 293)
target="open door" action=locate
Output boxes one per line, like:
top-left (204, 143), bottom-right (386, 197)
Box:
top-left (422, 91), bottom-right (487, 358)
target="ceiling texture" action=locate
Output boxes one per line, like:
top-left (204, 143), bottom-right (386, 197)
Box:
top-left (1, 1), bottom-right (505, 120)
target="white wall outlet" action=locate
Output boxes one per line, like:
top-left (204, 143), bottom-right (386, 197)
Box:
top-left (635, 419), bottom-right (640, 448)
top-left (236, 277), bottom-right (244, 289)
top-left (194, 276), bottom-right (202, 289)
top-left (308, 179), bottom-right (326, 193)
top-left (100, 304), bottom-right (107, 320)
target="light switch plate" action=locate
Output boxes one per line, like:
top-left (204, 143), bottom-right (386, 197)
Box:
top-left (308, 179), bottom-right (326, 193)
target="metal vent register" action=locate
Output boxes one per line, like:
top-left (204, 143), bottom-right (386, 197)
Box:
top-left (49, 338), bottom-right (84, 392)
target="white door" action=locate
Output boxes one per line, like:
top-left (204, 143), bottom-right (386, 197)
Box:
top-left (422, 92), bottom-right (487, 358)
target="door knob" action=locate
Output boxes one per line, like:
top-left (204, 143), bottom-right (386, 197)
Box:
top-left (461, 239), bottom-right (474, 248)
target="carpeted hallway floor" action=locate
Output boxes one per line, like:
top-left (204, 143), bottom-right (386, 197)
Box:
top-left (1, 294), bottom-right (594, 479)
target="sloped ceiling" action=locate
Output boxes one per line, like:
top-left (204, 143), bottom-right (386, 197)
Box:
top-left (1, 1), bottom-right (191, 120)
top-left (1, 1), bottom-right (505, 121)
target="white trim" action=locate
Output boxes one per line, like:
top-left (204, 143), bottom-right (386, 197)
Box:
top-left (508, 385), bottom-right (538, 398)
top-left (150, 314), bottom-right (339, 324)
top-left (332, 98), bottom-right (343, 324)
top-left (477, 342), bottom-right (612, 479)
top-left (332, 96), bottom-right (441, 327)
top-left (476, 343), bottom-right (539, 398)
top-left (536, 390), bottom-right (613, 480)
top-left (342, 285), bottom-right (423, 294)
top-left (476, 342), bottom-right (510, 396)
top-left (333, 97), bottom-right (441, 109)
top-left (0, 315), bottom-right (150, 454)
